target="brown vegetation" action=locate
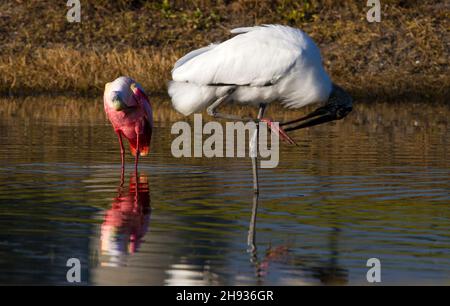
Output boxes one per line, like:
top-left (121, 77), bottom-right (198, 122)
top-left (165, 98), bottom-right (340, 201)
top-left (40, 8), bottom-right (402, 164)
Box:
top-left (0, 0), bottom-right (448, 103)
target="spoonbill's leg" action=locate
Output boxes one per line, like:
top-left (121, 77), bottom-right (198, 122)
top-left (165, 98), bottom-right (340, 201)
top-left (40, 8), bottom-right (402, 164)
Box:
top-left (251, 104), bottom-right (266, 194)
top-left (135, 133), bottom-right (140, 176)
top-left (133, 175), bottom-right (140, 212)
top-left (116, 131), bottom-right (125, 177)
top-left (117, 170), bottom-right (125, 196)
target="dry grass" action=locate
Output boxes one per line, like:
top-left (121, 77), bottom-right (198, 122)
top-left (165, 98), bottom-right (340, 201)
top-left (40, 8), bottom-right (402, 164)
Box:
top-left (0, 47), bottom-right (179, 97)
top-left (0, 0), bottom-right (448, 103)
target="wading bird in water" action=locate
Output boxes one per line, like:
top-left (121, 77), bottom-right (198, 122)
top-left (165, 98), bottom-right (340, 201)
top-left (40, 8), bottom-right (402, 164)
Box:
top-left (104, 76), bottom-right (153, 175)
top-left (168, 25), bottom-right (352, 193)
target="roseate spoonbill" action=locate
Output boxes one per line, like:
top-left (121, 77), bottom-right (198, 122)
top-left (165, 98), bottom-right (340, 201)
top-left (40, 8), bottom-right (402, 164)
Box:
top-left (168, 25), bottom-right (352, 193)
top-left (104, 76), bottom-right (153, 174)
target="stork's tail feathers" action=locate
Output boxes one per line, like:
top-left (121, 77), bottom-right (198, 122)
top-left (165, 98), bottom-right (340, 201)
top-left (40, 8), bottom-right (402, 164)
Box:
top-left (168, 81), bottom-right (215, 116)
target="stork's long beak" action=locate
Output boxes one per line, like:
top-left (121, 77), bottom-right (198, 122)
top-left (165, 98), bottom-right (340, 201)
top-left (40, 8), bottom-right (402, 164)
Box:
top-left (280, 103), bottom-right (352, 132)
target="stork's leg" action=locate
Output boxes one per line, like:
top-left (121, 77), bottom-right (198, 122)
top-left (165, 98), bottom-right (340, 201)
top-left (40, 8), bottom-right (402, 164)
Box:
top-left (251, 104), bottom-right (266, 194)
top-left (247, 193), bottom-right (259, 256)
top-left (117, 131), bottom-right (125, 180)
top-left (207, 89), bottom-right (255, 122)
top-left (248, 193), bottom-right (264, 281)
top-left (207, 95), bottom-right (245, 121)
top-left (252, 157), bottom-right (259, 193)
top-left (207, 91), bottom-right (296, 146)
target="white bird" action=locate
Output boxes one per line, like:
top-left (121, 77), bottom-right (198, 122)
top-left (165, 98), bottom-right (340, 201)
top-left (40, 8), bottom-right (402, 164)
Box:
top-left (168, 25), bottom-right (352, 193)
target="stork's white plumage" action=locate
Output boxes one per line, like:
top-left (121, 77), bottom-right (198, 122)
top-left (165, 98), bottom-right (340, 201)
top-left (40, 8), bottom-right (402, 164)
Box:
top-left (168, 24), bottom-right (352, 193)
top-left (169, 25), bottom-right (332, 116)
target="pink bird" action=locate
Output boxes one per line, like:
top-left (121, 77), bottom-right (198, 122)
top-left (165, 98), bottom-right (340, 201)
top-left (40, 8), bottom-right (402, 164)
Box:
top-left (104, 76), bottom-right (153, 173)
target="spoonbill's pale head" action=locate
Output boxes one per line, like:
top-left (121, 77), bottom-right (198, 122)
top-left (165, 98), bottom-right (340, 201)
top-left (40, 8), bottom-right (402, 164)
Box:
top-left (110, 91), bottom-right (128, 111)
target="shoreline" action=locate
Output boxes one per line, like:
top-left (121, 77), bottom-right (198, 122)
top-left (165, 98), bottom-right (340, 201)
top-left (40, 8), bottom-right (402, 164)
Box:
top-left (1, 96), bottom-right (448, 126)
top-left (0, 1), bottom-right (448, 103)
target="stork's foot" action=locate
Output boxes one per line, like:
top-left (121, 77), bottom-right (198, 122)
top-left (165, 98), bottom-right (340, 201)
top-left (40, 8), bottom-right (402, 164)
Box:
top-left (260, 118), bottom-right (297, 145)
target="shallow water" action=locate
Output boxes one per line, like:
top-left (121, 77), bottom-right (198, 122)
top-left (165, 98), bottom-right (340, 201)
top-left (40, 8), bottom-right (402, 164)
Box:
top-left (0, 101), bottom-right (449, 285)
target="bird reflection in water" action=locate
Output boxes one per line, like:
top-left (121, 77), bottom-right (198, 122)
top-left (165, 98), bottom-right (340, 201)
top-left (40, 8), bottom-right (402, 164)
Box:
top-left (100, 175), bottom-right (151, 267)
top-left (247, 194), bottom-right (348, 285)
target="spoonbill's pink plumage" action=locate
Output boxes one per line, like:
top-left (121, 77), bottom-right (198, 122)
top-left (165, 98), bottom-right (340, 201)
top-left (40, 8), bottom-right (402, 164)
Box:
top-left (104, 76), bottom-right (153, 173)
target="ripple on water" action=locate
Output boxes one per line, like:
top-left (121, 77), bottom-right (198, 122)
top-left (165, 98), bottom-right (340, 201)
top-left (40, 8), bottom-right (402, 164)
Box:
top-left (0, 102), bottom-right (449, 285)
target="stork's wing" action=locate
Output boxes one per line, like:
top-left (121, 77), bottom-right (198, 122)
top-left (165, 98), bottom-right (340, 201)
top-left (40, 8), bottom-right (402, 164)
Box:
top-left (173, 44), bottom-right (218, 70)
top-left (172, 25), bottom-right (307, 87)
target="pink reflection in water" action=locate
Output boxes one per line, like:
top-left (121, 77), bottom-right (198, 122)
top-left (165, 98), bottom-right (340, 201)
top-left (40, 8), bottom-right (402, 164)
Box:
top-left (100, 175), bottom-right (151, 266)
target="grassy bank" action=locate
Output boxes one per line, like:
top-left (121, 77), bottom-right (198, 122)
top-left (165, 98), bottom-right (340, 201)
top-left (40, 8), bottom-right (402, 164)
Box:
top-left (0, 0), bottom-right (448, 102)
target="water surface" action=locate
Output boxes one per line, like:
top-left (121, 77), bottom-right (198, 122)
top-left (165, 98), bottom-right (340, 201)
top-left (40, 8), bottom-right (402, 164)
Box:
top-left (0, 100), bottom-right (449, 285)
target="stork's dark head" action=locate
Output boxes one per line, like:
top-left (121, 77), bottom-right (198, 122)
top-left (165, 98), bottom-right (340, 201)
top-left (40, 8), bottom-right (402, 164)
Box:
top-left (327, 83), bottom-right (353, 119)
top-left (280, 83), bottom-right (353, 132)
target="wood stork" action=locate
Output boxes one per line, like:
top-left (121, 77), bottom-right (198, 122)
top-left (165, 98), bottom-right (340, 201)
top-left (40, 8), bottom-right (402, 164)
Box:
top-left (104, 76), bottom-right (153, 176)
top-left (168, 25), bottom-right (352, 193)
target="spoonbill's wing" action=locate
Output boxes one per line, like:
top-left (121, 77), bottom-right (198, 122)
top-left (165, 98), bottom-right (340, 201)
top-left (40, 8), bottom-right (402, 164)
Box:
top-left (131, 83), bottom-right (153, 127)
top-left (172, 25), bottom-right (314, 87)
top-left (141, 96), bottom-right (153, 128)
